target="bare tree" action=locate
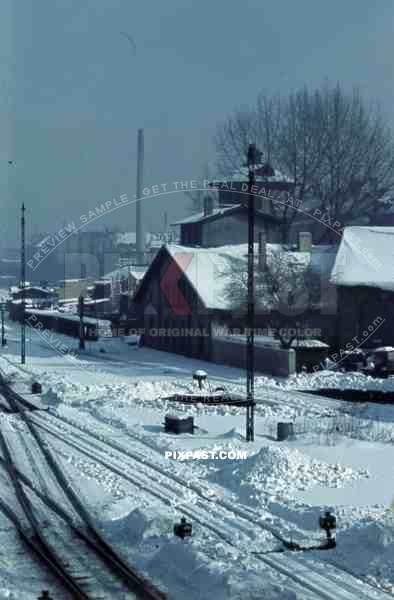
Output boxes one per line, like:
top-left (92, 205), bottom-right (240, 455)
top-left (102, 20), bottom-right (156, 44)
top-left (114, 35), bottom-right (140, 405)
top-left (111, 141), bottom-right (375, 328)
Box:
top-left (215, 83), bottom-right (394, 242)
top-left (222, 248), bottom-right (312, 348)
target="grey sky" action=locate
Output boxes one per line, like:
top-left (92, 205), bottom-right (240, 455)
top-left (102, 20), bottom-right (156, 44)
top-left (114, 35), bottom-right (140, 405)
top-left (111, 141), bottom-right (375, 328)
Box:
top-left (2, 0), bottom-right (394, 241)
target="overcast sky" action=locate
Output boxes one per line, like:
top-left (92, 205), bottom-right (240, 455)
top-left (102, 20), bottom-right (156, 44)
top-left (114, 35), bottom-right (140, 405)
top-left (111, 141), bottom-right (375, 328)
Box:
top-left (1, 0), bottom-right (394, 241)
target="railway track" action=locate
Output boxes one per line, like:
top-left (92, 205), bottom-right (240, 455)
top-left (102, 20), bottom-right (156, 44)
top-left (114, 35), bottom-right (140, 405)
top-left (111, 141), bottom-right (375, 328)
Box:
top-left (0, 378), bottom-right (167, 600)
top-left (0, 360), bottom-right (391, 598)
top-left (22, 407), bottom-right (392, 599)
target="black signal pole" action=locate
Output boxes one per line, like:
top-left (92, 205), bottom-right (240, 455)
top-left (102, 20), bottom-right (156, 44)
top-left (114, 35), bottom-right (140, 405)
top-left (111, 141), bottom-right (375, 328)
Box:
top-left (246, 144), bottom-right (261, 442)
top-left (21, 203), bottom-right (26, 364)
top-left (79, 294), bottom-right (85, 350)
top-left (1, 302), bottom-right (6, 347)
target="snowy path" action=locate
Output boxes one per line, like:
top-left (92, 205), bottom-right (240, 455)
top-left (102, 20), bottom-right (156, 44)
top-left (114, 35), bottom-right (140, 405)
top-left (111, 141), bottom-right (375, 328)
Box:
top-left (261, 552), bottom-right (388, 600)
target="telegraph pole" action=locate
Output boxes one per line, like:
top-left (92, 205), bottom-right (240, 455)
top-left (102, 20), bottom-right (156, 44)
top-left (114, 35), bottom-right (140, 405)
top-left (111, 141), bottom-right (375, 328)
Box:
top-left (0, 301), bottom-right (6, 346)
top-left (246, 144), bottom-right (261, 442)
top-left (79, 294), bottom-right (85, 350)
top-left (21, 203), bottom-right (26, 364)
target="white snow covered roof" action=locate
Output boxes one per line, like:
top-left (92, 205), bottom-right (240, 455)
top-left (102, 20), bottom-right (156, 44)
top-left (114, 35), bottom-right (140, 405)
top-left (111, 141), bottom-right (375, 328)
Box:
top-left (57, 297), bottom-right (78, 304)
top-left (35, 234), bottom-right (51, 248)
top-left (165, 243), bottom-right (312, 310)
top-left (330, 227), bottom-right (394, 291)
top-left (166, 244), bottom-right (240, 309)
top-left (103, 265), bottom-right (147, 281)
top-left (84, 297), bottom-right (111, 304)
top-left (114, 232), bottom-right (155, 246)
top-left (25, 308), bottom-right (104, 326)
top-left (172, 205), bottom-right (239, 225)
top-left (11, 286), bottom-right (55, 296)
top-left (172, 203), bottom-right (281, 226)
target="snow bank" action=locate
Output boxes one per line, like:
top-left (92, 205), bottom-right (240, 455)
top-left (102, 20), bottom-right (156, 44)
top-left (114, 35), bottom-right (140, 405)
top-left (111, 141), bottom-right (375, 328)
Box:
top-left (210, 445), bottom-right (368, 503)
top-left (148, 538), bottom-right (299, 599)
top-left (322, 518), bottom-right (394, 592)
top-left (100, 507), bottom-right (172, 545)
top-left (147, 537), bottom-right (229, 596)
top-left (280, 370), bottom-right (394, 392)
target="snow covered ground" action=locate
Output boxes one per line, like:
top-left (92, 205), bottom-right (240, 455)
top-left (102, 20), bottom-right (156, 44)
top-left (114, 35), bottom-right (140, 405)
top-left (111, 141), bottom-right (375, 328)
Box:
top-left (1, 319), bottom-right (394, 597)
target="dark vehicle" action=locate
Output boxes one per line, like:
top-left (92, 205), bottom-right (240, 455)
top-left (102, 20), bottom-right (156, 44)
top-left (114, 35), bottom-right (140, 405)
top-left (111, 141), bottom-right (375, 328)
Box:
top-left (338, 350), bottom-right (367, 372)
top-left (363, 347), bottom-right (394, 379)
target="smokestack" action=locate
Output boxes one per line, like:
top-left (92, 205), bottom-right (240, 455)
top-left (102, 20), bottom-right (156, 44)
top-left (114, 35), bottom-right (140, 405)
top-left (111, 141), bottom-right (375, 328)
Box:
top-left (298, 231), bottom-right (312, 252)
top-left (258, 231), bottom-right (266, 270)
top-left (136, 129), bottom-right (144, 265)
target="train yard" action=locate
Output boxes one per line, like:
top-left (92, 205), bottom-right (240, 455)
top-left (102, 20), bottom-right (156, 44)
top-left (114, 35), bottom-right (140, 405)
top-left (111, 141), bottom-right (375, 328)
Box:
top-left (0, 374), bottom-right (167, 599)
top-left (0, 361), bottom-right (392, 599)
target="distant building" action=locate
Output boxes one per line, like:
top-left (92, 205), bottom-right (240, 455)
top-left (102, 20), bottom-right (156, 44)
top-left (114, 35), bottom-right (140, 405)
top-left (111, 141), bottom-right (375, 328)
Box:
top-left (8, 286), bottom-right (58, 319)
top-left (63, 230), bottom-right (116, 279)
top-left (113, 231), bottom-right (176, 266)
top-left (129, 240), bottom-right (328, 360)
top-left (210, 164), bottom-right (294, 210)
top-left (87, 265), bottom-right (148, 318)
top-left (172, 204), bottom-right (282, 247)
top-left (171, 164), bottom-right (296, 247)
top-left (330, 226), bottom-right (394, 348)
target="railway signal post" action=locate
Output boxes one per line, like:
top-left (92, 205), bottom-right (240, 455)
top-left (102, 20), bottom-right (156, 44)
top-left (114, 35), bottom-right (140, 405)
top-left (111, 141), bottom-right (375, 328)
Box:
top-left (20, 203), bottom-right (26, 364)
top-left (246, 143), bottom-right (261, 442)
top-left (0, 301), bottom-right (6, 346)
top-left (79, 294), bottom-right (85, 350)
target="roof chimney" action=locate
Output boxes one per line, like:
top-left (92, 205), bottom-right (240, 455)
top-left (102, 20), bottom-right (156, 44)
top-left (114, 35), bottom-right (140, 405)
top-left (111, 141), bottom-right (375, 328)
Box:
top-left (258, 231), bottom-right (267, 270)
top-left (298, 231), bottom-right (312, 252)
top-left (203, 196), bottom-right (213, 216)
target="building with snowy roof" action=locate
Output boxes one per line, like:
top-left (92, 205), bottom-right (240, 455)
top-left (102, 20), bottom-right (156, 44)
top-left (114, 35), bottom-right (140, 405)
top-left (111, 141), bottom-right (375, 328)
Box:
top-left (329, 226), bottom-right (394, 348)
top-left (128, 237), bottom-right (337, 371)
top-left (172, 202), bottom-right (282, 247)
top-left (171, 163), bottom-right (295, 248)
top-left (210, 164), bottom-right (294, 209)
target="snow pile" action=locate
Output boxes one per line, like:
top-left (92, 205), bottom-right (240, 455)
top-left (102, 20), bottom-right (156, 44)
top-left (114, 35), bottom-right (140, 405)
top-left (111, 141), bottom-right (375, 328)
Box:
top-left (40, 385), bottom-right (61, 406)
top-left (210, 445), bottom-right (369, 502)
top-left (100, 507), bottom-right (172, 545)
top-left (217, 427), bottom-right (245, 441)
top-left (99, 506), bottom-right (297, 599)
top-left (0, 361), bottom-right (21, 384)
top-left (39, 379), bottom-right (84, 404)
top-left (286, 370), bottom-right (394, 392)
top-left (147, 539), bottom-right (231, 600)
top-left (147, 538), bottom-right (298, 600)
top-left (323, 518), bottom-right (394, 592)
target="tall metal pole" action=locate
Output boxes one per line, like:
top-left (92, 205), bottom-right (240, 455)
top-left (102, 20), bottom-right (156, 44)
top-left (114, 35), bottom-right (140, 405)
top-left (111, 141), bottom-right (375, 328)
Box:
top-left (21, 203), bottom-right (26, 364)
top-left (79, 294), bottom-right (85, 350)
top-left (1, 305), bottom-right (5, 347)
top-left (136, 129), bottom-right (144, 266)
top-left (246, 145), bottom-right (259, 442)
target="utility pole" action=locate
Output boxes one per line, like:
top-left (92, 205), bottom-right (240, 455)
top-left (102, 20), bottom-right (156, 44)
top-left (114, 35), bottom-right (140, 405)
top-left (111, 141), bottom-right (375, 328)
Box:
top-left (245, 144), bottom-right (261, 442)
top-left (21, 203), bottom-right (26, 364)
top-left (78, 294), bottom-right (85, 350)
top-left (0, 301), bottom-right (6, 347)
top-left (136, 129), bottom-right (144, 266)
